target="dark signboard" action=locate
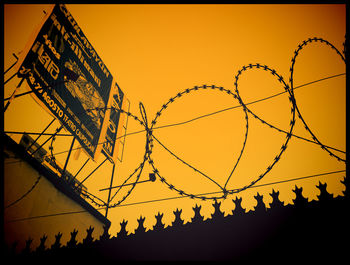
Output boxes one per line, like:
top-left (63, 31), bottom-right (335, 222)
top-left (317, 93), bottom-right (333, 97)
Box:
top-left (16, 4), bottom-right (114, 160)
top-left (102, 83), bottom-right (128, 163)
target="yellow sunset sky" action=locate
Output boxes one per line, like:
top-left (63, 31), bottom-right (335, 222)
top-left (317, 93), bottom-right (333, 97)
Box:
top-left (4, 4), bottom-right (346, 237)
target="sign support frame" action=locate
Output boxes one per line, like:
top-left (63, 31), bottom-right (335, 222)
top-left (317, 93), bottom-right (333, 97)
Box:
top-left (4, 77), bottom-right (25, 112)
top-left (25, 117), bottom-right (56, 152)
top-left (105, 162), bottom-right (116, 218)
top-left (61, 136), bottom-right (76, 180)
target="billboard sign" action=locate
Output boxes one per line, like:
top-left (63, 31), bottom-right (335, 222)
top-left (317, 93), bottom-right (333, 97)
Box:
top-left (102, 83), bottom-right (128, 163)
top-left (16, 4), bottom-right (114, 160)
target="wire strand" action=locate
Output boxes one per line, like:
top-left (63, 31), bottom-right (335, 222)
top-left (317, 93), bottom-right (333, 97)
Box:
top-left (105, 169), bottom-right (347, 208)
top-left (4, 72), bottom-right (346, 165)
top-left (5, 174), bottom-right (42, 209)
top-left (151, 72), bottom-right (346, 131)
top-left (50, 72), bottom-right (348, 157)
top-left (152, 134), bottom-right (225, 191)
top-left (5, 169), bottom-right (346, 222)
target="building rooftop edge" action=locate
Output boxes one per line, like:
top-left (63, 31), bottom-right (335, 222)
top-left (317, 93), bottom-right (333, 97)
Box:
top-left (3, 133), bottom-right (111, 228)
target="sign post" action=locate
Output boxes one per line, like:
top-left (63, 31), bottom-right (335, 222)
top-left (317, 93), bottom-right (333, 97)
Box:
top-left (4, 78), bottom-right (25, 112)
top-left (105, 163), bottom-right (116, 218)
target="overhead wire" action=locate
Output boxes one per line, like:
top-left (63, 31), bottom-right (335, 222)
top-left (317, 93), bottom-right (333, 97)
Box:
top-left (158, 73), bottom-right (346, 130)
top-left (5, 169), bottom-right (346, 223)
top-left (17, 72), bottom-right (348, 159)
top-left (152, 134), bottom-right (224, 191)
top-left (4, 72), bottom-right (346, 168)
top-left (145, 67), bottom-right (294, 201)
top-left (4, 38), bottom-right (346, 207)
top-left (111, 169), bottom-right (347, 208)
top-left (150, 72), bottom-right (345, 154)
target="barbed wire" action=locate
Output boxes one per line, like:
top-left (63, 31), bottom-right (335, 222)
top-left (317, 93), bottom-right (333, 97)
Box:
top-left (48, 128), bottom-right (63, 174)
top-left (112, 169), bottom-right (347, 208)
top-left (230, 63), bottom-right (296, 193)
top-left (289, 37), bottom-right (346, 162)
top-left (5, 173), bottom-right (42, 209)
top-left (4, 71), bottom-right (341, 164)
top-left (5, 70), bottom-right (343, 166)
top-left (4, 126), bottom-right (64, 210)
top-left (4, 126), bottom-right (61, 209)
top-left (99, 104), bottom-right (152, 207)
top-left (80, 189), bottom-right (107, 208)
top-left (46, 105), bottom-right (151, 208)
top-left (143, 37), bottom-right (346, 201)
top-left (147, 85), bottom-right (249, 200)
top-left (145, 63), bottom-right (296, 201)
top-left (4, 37), bottom-right (346, 208)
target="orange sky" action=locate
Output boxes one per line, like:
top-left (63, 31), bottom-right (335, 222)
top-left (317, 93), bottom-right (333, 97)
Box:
top-left (4, 4), bottom-right (346, 237)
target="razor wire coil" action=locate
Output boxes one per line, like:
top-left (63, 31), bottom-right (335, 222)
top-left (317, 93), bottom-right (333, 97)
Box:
top-left (289, 37), bottom-right (346, 162)
top-left (17, 36), bottom-right (347, 207)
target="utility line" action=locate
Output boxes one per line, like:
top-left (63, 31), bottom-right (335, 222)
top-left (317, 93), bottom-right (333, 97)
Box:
top-left (3, 131), bottom-right (72, 137)
top-left (124, 72), bottom-right (346, 133)
top-left (48, 72), bottom-right (348, 157)
top-left (4, 72), bottom-right (346, 163)
top-left (152, 134), bottom-right (224, 191)
top-left (5, 169), bottom-right (346, 223)
top-left (100, 179), bottom-right (151, 191)
top-left (117, 72), bottom-right (346, 151)
top-left (111, 169), bottom-right (346, 208)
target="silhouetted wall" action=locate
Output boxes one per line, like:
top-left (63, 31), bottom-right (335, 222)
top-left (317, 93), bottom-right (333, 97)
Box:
top-left (4, 134), bottom-right (110, 252)
top-left (5, 175), bottom-right (349, 262)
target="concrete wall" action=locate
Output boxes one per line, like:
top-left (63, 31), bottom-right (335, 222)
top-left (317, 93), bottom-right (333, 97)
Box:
top-left (4, 135), bottom-right (110, 252)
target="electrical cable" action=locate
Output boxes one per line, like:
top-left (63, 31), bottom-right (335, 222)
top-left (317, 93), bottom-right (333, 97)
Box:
top-left (4, 72), bottom-right (345, 170)
top-left (113, 169), bottom-right (346, 208)
top-left (3, 131), bottom-right (72, 137)
top-left (154, 72), bottom-right (345, 134)
top-left (4, 37), bottom-right (346, 207)
top-left (152, 134), bottom-right (225, 191)
top-left (20, 71), bottom-right (344, 161)
top-left (5, 169), bottom-right (345, 222)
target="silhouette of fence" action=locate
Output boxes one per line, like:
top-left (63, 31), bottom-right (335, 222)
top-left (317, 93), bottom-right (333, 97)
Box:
top-left (5, 175), bottom-right (349, 261)
top-left (4, 35), bottom-right (347, 262)
top-left (5, 36), bottom-right (346, 220)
